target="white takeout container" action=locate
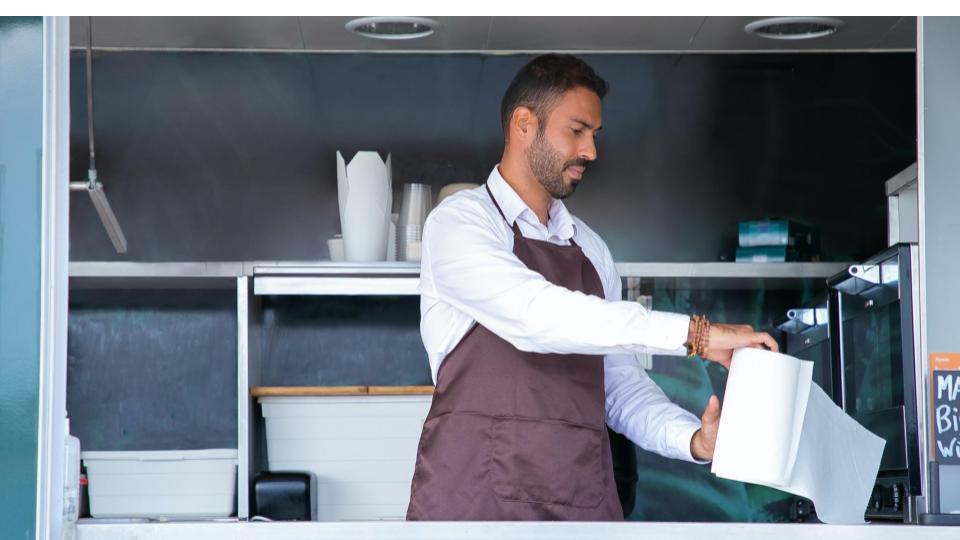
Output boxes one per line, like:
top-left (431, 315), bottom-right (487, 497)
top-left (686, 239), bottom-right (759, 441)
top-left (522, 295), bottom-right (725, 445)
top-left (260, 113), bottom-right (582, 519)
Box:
top-left (81, 448), bottom-right (238, 518)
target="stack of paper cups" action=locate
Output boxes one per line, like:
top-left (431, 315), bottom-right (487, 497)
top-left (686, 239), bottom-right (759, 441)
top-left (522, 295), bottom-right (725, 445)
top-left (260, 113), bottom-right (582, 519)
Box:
top-left (336, 151), bottom-right (393, 262)
top-left (399, 183), bottom-right (432, 261)
top-left (387, 213), bottom-right (399, 262)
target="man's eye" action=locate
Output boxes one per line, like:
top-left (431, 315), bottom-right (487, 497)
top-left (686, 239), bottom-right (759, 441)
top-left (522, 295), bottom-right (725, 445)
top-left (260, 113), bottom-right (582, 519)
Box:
top-left (572, 129), bottom-right (582, 135)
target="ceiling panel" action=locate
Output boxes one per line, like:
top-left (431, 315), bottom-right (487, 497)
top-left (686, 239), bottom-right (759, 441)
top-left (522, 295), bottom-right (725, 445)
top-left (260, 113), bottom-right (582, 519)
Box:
top-left (299, 16), bottom-right (491, 51)
top-left (73, 16), bottom-right (303, 50)
top-left (487, 16), bottom-right (705, 52)
top-left (692, 16), bottom-right (910, 52)
top-left (68, 16), bottom-right (916, 53)
top-left (70, 16), bottom-right (89, 47)
top-left (876, 17), bottom-right (917, 49)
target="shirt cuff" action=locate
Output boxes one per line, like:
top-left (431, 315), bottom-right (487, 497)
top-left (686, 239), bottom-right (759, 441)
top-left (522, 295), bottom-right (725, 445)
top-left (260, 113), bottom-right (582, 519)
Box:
top-left (668, 415), bottom-right (711, 465)
top-left (645, 311), bottom-right (691, 354)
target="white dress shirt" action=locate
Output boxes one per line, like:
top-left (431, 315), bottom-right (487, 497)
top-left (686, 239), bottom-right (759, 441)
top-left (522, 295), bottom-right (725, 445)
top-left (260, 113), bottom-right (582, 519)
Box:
top-left (419, 165), bottom-right (706, 463)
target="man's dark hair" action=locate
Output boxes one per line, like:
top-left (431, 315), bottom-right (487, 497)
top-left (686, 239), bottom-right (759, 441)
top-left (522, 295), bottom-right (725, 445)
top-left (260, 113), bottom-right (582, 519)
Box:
top-left (500, 53), bottom-right (608, 139)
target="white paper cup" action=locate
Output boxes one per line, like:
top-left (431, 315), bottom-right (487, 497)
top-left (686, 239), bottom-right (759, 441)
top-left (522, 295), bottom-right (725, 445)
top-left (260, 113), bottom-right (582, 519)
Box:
top-left (405, 241), bottom-right (422, 262)
top-left (327, 236), bottom-right (345, 262)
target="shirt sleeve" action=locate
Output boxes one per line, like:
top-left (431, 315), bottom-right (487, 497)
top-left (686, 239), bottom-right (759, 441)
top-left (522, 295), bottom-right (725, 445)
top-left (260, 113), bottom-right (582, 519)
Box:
top-left (604, 354), bottom-right (708, 463)
top-left (421, 199), bottom-right (690, 356)
top-left (597, 247), bottom-right (708, 464)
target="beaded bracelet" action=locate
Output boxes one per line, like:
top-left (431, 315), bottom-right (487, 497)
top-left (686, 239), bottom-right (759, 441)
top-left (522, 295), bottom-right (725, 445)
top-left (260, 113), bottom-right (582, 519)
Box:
top-left (687, 315), bottom-right (702, 357)
top-left (699, 315), bottom-right (711, 357)
top-left (686, 315), bottom-right (712, 357)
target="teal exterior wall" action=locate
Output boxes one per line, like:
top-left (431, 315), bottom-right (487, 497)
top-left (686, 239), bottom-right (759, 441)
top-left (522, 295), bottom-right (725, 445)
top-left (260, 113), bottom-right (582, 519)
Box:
top-left (0, 15), bottom-right (44, 540)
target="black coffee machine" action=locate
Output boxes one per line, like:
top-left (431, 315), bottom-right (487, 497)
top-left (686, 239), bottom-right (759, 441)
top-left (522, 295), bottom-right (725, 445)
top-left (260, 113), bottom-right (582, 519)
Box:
top-left (778, 295), bottom-right (836, 402)
top-left (827, 243), bottom-right (924, 523)
top-left (777, 294), bottom-right (835, 522)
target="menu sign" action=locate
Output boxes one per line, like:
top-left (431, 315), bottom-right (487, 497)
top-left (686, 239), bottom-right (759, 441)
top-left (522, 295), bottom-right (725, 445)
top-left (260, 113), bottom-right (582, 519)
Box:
top-left (931, 353), bottom-right (960, 464)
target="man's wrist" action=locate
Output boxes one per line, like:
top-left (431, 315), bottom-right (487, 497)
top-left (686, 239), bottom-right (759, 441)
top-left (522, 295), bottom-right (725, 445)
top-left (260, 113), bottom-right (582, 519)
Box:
top-left (689, 428), bottom-right (708, 461)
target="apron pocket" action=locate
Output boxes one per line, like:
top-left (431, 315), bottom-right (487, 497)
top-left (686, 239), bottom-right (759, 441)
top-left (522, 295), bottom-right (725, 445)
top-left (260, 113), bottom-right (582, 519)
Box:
top-left (490, 416), bottom-right (604, 508)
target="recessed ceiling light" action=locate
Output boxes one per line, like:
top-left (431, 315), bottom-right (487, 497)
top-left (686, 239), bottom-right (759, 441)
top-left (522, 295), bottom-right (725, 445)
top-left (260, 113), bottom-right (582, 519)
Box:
top-left (745, 17), bottom-right (845, 40)
top-left (345, 16), bottom-right (438, 40)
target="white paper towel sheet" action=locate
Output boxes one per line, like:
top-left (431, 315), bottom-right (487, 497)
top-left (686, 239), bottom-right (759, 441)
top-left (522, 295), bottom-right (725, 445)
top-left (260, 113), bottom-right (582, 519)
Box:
top-left (711, 348), bottom-right (886, 524)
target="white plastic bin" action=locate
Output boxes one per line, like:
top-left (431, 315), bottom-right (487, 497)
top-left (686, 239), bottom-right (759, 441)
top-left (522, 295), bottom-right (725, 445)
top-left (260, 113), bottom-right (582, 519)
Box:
top-left (81, 449), bottom-right (238, 518)
top-left (259, 394), bottom-right (431, 521)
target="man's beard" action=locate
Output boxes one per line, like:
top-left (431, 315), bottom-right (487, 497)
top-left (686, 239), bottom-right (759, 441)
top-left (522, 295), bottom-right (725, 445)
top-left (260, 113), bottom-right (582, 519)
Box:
top-left (525, 130), bottom-right (587, 200)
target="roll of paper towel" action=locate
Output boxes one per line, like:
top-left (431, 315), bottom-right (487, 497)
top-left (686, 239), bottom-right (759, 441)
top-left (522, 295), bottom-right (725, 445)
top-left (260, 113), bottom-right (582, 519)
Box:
top-left (711, 348), bottom-right (886, 524)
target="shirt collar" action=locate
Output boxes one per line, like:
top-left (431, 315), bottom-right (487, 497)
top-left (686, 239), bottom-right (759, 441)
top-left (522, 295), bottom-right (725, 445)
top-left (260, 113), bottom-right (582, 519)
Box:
top-left (486, 165), bottom-right (577, 241)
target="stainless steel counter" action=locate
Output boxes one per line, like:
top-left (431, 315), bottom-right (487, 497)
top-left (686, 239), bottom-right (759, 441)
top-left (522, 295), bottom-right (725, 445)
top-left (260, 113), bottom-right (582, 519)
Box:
top-left (77, 520), bottom-right (959, 540)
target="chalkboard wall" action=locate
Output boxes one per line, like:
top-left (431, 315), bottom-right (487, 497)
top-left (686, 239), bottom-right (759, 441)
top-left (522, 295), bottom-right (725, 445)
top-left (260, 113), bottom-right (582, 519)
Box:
top-left (67, 289), bottom-right (238, 451)
top-left (259, 295), bottom-right (430, 387)
top-left (68, 51), bottom-right (916, 263)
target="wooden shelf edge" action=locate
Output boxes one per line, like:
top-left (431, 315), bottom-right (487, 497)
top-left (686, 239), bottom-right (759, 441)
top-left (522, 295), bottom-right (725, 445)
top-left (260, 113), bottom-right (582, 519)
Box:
top-left (250, 385), bottom-right (434, 397)
top-left (368, 385), bottom-right (435, 395)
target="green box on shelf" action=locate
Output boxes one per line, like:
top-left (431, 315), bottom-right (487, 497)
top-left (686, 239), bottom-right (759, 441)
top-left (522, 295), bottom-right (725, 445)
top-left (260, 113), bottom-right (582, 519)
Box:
top-left (735, 245), bottom-right (816, 263)
top-left (738, 220), bottom-right (819, 250)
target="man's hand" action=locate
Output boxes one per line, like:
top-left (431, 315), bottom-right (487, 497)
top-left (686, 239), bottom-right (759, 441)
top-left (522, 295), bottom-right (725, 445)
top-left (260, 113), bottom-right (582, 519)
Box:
top-left (690, 395), bottom-right (721, 461)
top-left (692, 323), bottom-right (779, 369)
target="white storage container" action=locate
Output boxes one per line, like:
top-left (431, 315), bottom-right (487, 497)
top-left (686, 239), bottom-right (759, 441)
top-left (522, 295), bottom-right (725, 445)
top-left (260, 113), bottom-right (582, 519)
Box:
top-left (259, 394), bottom-right (431, 521)
top-left (81, 449), bottom-right (238, 518)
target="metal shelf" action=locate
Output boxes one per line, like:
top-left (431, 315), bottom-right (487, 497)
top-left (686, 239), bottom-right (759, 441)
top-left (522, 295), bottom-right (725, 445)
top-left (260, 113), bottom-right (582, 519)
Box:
top-left (68, 261), bottom-right (851, 293)
top-left (249, 261), bottom-right (851, 295)
top-left (251, 262), bottom-right (421, 296)
top-left (248, 261), bottom-right (421, 275)
top-left (615, 262), bottom-right (850, 279)
top-left (69, 261), bottom-right (243, 289)
top-left (254, 275), bottom-right (420, 296)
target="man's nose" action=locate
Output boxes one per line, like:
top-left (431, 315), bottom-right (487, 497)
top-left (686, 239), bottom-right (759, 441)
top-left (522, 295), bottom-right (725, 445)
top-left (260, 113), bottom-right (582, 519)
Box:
top-left (579, 137), bottom-right (597, 162)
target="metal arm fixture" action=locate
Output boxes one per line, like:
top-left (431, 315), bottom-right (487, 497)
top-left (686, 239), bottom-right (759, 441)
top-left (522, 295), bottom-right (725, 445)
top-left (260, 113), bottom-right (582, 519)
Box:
top-left (71, 16), bottom-right (127, 253)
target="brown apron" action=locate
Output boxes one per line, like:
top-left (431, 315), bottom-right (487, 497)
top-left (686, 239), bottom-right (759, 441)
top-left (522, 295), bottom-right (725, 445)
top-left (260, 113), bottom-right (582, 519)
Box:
top-left (406, 184), bottom-right (623, 521)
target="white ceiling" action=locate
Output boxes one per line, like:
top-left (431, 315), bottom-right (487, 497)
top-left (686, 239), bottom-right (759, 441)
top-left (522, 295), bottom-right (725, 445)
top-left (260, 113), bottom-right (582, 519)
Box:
top-left (69, 16), bottom-right (916, 53)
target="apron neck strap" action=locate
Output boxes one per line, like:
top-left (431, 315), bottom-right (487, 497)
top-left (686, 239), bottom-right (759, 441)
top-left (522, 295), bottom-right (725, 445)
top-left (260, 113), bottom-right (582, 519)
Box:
top-left (485, 183), bottom-right (522, 237)
top-left (484, 182), bottom-right (578, 247)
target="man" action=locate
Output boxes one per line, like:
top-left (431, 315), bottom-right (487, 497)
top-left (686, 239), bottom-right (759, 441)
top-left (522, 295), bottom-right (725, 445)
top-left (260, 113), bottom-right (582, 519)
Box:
top-left (407, 54), bottom-right (778, 521)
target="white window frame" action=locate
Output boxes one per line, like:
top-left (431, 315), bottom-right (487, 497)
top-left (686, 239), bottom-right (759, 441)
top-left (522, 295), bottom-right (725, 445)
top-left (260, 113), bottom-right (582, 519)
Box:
top-left (35, 15), bottom-right (71, 540)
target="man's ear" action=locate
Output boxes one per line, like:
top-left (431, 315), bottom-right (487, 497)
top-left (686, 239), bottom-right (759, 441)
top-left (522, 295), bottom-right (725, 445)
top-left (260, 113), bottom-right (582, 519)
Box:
top-left (510, 106), bottom-right (538, 144)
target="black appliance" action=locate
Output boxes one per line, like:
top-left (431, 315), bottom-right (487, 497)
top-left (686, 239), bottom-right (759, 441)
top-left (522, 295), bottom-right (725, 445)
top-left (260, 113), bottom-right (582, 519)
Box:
top-left (253, 472), bottom-right (316, 521)
top-left (777, 294), bottom-right (834, 522)
top-left (828, 243), bottom-right (924, 522)
top-left (778, 295), bottom-right (836, 403)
